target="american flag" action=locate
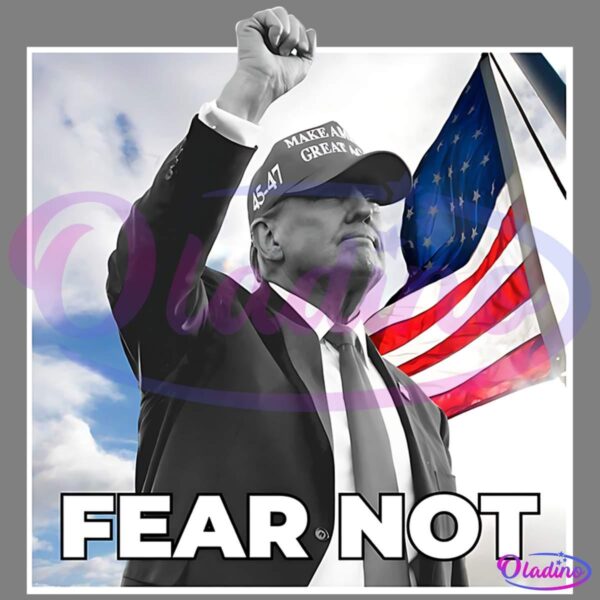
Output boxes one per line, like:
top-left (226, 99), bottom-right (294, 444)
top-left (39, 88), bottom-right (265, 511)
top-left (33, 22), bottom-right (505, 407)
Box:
top-left (366, 55), bottom-right (565, 418)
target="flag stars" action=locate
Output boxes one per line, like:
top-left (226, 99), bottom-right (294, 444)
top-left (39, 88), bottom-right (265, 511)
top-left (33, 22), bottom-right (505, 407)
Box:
top-left (465, 84), bottom-right (471, 94)
top-left (413, 176), bottom-right (419, 189)
top-left (458, 195), bottom-right (464, 208)
top-left (449, 200), bottom-right (455, 213)
top-left (471, 226), bottom-right (478, 240)
top-left (473, 128), bottom-right (483, 139)
top-left (424, 260), bottom-right (433, 270)
top-left (491, 180), bottom-right (496, 195)
top-left (436, 141), bottom-right (444, 152)
top-left (473, 189), bottom-right (481, 203)
top-left (467, 105), bottom-right (475, 115)
top-left (432, 172), bottom-right (442, 185)
top-left (480, 153), bottom-right (490, 166)
top-left (452, 133), bottom-right (461, 145)
top-left (451, 114), bottom-right (459, 124)
top-left (406, 239), bottom-right (415, 249)
top-left (428, 205), bottom-right (439, 217)
top-left (405, 206), bottom-right (414, 220)
top-left (448, 165), bottom-right (453, 179)
top-left (446, 234), bottom-right (455, 246)
top-left (423, 236), bottom-right (432, 248)
top-left (460, 231), bottom-right (466, 244)
top-left (460, 160), bottom-right (470, 173)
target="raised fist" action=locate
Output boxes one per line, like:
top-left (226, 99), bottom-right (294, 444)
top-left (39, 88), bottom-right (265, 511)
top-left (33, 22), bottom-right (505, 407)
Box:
top-left (236, 7), bottom-right (316, 97)
top-left (217, 7), bottom-right (316, 123)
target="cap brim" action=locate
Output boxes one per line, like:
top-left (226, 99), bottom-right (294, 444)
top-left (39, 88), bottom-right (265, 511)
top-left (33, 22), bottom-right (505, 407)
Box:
top-left (285, 150), bottom-right (412, 206)
top-left (339, 151), bottom-right (413, 204)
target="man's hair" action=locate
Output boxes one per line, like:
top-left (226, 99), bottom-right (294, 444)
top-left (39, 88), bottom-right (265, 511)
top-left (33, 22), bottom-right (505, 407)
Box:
top-left (248, 178), bottom-right (359, 282)
top-left (248, 179), bottom-right (361, 282)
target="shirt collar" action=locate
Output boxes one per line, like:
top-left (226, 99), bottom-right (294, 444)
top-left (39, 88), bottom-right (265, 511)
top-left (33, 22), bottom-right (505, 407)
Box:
top-left (267, 281), bottom-right (369, 356)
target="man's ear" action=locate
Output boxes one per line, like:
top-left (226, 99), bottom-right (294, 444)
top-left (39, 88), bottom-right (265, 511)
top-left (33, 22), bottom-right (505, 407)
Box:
top-left (251, 219), bottom-right (284, 263)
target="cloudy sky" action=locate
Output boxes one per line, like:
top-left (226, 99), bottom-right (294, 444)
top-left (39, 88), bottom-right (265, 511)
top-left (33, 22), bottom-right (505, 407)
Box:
top-left (29, 48), bottom-right (570, 587)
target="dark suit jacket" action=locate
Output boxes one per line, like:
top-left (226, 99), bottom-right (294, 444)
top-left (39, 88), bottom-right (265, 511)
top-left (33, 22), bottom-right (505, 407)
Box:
top-left (106, 116), bottom-right (468, 587)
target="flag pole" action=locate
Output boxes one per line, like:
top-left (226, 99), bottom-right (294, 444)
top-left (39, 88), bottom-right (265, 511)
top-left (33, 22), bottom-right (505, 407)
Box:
top-left (488, 53), bottom-right (566, 200)
top-left (511, 52), bottom-right (566, 137)
top-left (480, 54), bottom-right (566, 380)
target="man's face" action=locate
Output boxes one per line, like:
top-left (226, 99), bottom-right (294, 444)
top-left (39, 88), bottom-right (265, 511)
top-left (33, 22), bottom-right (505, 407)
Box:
top-left (272, 185), bottom-right (386, 293)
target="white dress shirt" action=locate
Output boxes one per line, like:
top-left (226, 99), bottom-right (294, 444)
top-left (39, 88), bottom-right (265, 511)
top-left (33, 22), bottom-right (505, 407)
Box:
top-left (197, 102), bottom-right (417, 586)
top-left (198, 99), bottom-right (261, 147)
top-left (267, 282), bottom-right (417, 586)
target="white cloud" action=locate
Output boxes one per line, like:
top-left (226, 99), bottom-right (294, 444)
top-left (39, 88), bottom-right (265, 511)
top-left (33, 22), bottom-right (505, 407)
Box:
top-left (32, 353), bottom-right (134, 532)
top-left (32, 201), bottom-right (126, 317)
top-left (32, 351), bottom-right (124, 418)
top-left (33, 414), bottom-right (133, 519)
top-left (31, 52), bottom-right (237, 321)
top-left (32, 536), bottom-right (53, 552)
top-left (31, 50), bottom-right (568, 321)
top-left (33, 553), bottom-right (124, 587)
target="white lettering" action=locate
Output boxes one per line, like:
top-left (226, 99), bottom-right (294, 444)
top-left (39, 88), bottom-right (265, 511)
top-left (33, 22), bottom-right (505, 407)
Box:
top-left (173, 496), bottom-right (245, 558)
top-left (59, 492), bottom-right (539, 561)
top-left (479, 494), bottom-right (540, 559)
top-left (119, 495), bottom-right (172, 559)
top-left (340, 494), bottom-right (405, 559)
top-left (61, 494), bottom-right (114, 559)
top-left (249, 495), bottom-right (309, 558)
top-left (408, 493), bottom-right (480, 560)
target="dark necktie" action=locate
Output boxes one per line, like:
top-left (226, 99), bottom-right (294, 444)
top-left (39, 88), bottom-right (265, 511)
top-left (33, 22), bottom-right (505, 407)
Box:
top-left (325, 325), bottom-right (411, 586)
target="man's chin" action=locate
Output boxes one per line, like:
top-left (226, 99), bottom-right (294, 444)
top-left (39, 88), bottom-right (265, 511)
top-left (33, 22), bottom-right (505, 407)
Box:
top-left (337, 243), bottom-right (383, 268)
top-left (335, 258), bottom-right (384, 290)
top-left (360, 264), bottom-right (385, 291)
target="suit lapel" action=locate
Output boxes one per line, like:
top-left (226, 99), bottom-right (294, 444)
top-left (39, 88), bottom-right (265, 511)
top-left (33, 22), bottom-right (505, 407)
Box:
top-left (249, 282), bottom-right (333, 449)
top-left (366, 337), bottom-right (452, 586)
top-left (251, 281), bottom-right (439, 495)
top-left (366, 337), bottom-right (437, 500)
top-left (249, 285), bottom-right (435, 499)
top-left (249, 284), bottom-right (449, 585)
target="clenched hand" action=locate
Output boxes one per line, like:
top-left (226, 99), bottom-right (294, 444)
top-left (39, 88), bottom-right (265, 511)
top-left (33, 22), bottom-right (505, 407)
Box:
top-left (217, 6), bottom-right (316, 124)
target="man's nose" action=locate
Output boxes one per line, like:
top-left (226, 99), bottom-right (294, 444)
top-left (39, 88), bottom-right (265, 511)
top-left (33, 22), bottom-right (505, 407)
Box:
top-left (345, 195), bottom-right (379, 224)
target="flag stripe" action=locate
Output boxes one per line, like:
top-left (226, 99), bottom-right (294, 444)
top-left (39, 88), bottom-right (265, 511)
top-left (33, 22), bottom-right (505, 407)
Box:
top-left (429, 334), bottom-right (551, 418)
top-left (406, 300), bottom-right (540, 394)
top-left (368, 57), bottom-right (564, 418)
top-left (399, 262), bottom-right (531, 376)
top-left (366, 187), bottom-right (513, 336)
top-left (388, 234), bottom-right (526, 363)
top-left (371, 205), bottom-right (517, 354)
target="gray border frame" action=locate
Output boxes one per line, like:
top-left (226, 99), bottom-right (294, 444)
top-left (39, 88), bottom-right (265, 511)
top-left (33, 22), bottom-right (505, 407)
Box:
top-left (2, 0), bottom-right (598, 599)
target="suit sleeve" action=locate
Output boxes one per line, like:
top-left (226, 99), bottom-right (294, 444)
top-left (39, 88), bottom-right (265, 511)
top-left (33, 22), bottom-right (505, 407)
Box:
top-left (106, 116), bottom-right (256, 380)
top-left (438, 405), bottom-right (453, 470)
top-left (437, 406), bottom-right (470, 586)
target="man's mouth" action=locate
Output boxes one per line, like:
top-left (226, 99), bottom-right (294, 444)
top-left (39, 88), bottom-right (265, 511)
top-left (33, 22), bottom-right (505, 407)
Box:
top-left (340, 233), bottom-right (379, 248)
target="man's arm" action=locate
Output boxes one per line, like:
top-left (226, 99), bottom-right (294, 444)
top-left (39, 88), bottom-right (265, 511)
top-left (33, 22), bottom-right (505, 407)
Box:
top-left (438, 405), bottom-right (453, 469)
top-left (437, 405), bottom-right (470, 586)
top-left (106, 7), bottom-right (316, 377)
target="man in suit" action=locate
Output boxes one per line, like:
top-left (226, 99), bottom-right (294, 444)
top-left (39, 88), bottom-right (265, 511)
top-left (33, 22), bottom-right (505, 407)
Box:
top-left (107, 6), bottom-right (468, 587)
